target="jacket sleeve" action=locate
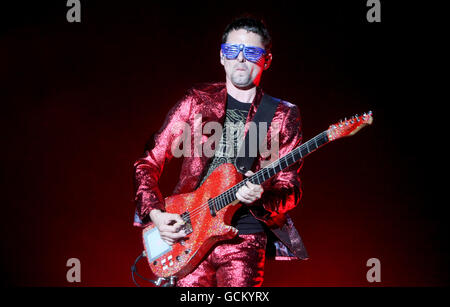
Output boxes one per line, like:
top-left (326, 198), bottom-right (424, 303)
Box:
top-left (254, 103), bottom-right (303, 219)
top-left (133, 95), bottom-right (193, 223)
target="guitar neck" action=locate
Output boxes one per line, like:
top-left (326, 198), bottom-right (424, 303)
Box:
top-left (250, 130), bottom-right (329, 185)
top-left (212, 130), bottom-right (329, 212)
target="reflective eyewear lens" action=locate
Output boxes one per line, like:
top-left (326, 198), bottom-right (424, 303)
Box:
top-left (221, 43), bottom-right (266, 63)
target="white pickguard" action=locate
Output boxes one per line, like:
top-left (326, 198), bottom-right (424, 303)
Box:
top-left (143, 227), bottom-right (172, 262)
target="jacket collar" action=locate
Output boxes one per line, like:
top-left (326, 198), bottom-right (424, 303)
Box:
top-left (192, 82), bottom-right (264, 124)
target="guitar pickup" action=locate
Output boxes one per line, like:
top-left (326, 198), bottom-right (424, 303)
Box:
top-left (180, 211), bottom-right (193, 235)
top-left (208, 198), bottom-right (216, 217)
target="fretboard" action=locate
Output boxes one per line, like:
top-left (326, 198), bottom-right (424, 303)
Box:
top-left (209, 130), bottom-right (329, 214)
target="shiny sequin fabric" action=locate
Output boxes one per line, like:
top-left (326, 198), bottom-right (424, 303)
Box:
top-left (176, 233), bottom-right (267, 287)
top-left (133, 82), bottom-right (309, 260)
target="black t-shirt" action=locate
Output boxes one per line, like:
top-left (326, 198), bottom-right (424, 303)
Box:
top-left (198, 94), bottom-right (265, 234)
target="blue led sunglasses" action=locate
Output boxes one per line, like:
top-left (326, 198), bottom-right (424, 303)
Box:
top-left (221, 43), bottom-right (266, 63)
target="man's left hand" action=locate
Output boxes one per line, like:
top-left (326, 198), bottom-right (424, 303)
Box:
top-left (236, 171), bottom-right (264, 204)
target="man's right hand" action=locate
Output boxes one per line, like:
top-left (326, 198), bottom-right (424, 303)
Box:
top-left (149, 209), bottom-right (187, 245)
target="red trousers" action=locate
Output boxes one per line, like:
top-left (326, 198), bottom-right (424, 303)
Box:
top-left (176, 232), bottom-right (267, 287)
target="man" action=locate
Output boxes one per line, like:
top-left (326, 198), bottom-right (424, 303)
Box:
top-left (133, 16), bottom-right (308, 287)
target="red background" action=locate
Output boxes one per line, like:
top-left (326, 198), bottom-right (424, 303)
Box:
top-left (1, 1), bottom-right (447, 286)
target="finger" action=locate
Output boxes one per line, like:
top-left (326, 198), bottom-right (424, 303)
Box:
top-left (236, 191), bottom-right (249, 203)
top-left (160, 235), bottom-right (176, 245)
top-left (159, 224), bottom-right (180, 233)
top-left (247, 183), bottom-right (263, 199)
top-left (165, 240), bottom-right (175, 246)
top-left (244, 170), bottom-right (255, 177)
top-left (239, 184), bottom-right (250, 194)
top-left (172, 220), bottom-right (186, 231)
top-left (238, 186), bottom-right (256, 199)
top-left (242, 185), bottom-right (261, 199)
top-left (165, 213), bottom-right (185, 225)
top-left (161, 230), bottom-right (186, 240)
top-left (246, 180), bottom-right (263, 192)
top-left (236, 190), bottom-right (253, 204)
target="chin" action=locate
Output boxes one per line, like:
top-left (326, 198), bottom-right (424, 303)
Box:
top-left (232, 82), bottom-right (255, 90)
top-left (231, 77), bottom-right (252, 88)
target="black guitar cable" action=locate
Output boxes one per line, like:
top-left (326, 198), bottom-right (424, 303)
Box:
top-left (131, 252), bottom-right (157, 287)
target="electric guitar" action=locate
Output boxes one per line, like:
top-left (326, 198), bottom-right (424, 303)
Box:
top-left (142, 111), bottom-right (373, 280)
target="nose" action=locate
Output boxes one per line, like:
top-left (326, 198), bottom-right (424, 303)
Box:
top-left (236, 50), bottom-right (245, 62)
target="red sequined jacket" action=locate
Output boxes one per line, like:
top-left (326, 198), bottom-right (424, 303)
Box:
top-left (133, 82), bottom-right (308, 260)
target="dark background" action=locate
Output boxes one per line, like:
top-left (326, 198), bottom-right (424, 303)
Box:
top-left (1, 0), bottom-right (446, 286)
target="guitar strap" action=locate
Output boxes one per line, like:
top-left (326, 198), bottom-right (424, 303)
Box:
top-left (235, 93), bottom-right (280, 174)
top-left (234, 93), bottom-right (310, 260)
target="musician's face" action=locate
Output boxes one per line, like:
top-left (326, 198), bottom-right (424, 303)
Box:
top-left (220, 29), bottom-right (272, 89)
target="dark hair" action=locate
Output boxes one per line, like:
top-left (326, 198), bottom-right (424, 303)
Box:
top-left (221, 15), bottom-right (272, 51)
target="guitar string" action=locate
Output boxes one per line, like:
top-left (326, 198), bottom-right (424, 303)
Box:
top-left (180, 162), bottom-right (280, 222)
top-left (180, 119), bottom-right (370, 221)
top-left (183, 137), bottom-right (306, 220)
top-left (183, 133), bottom-right (328, 222)
top-left (181, 131), bottom-right (329, 221)
top-left (181, 133), bottom-right (325, 222)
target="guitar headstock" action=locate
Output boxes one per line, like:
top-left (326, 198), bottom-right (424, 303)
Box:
top-left (327, 111), bottom-right (373, 141)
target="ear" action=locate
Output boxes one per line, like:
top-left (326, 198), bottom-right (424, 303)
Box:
top-left (220, 49), bottom-right (225, 66)
top-left (263, 52), bottom-right (272, 71)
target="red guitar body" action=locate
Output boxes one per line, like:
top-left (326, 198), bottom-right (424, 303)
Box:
top-left (142, 163), bottom-right (243, 279)
top-left (141, 111), bottom-right (374, 281)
